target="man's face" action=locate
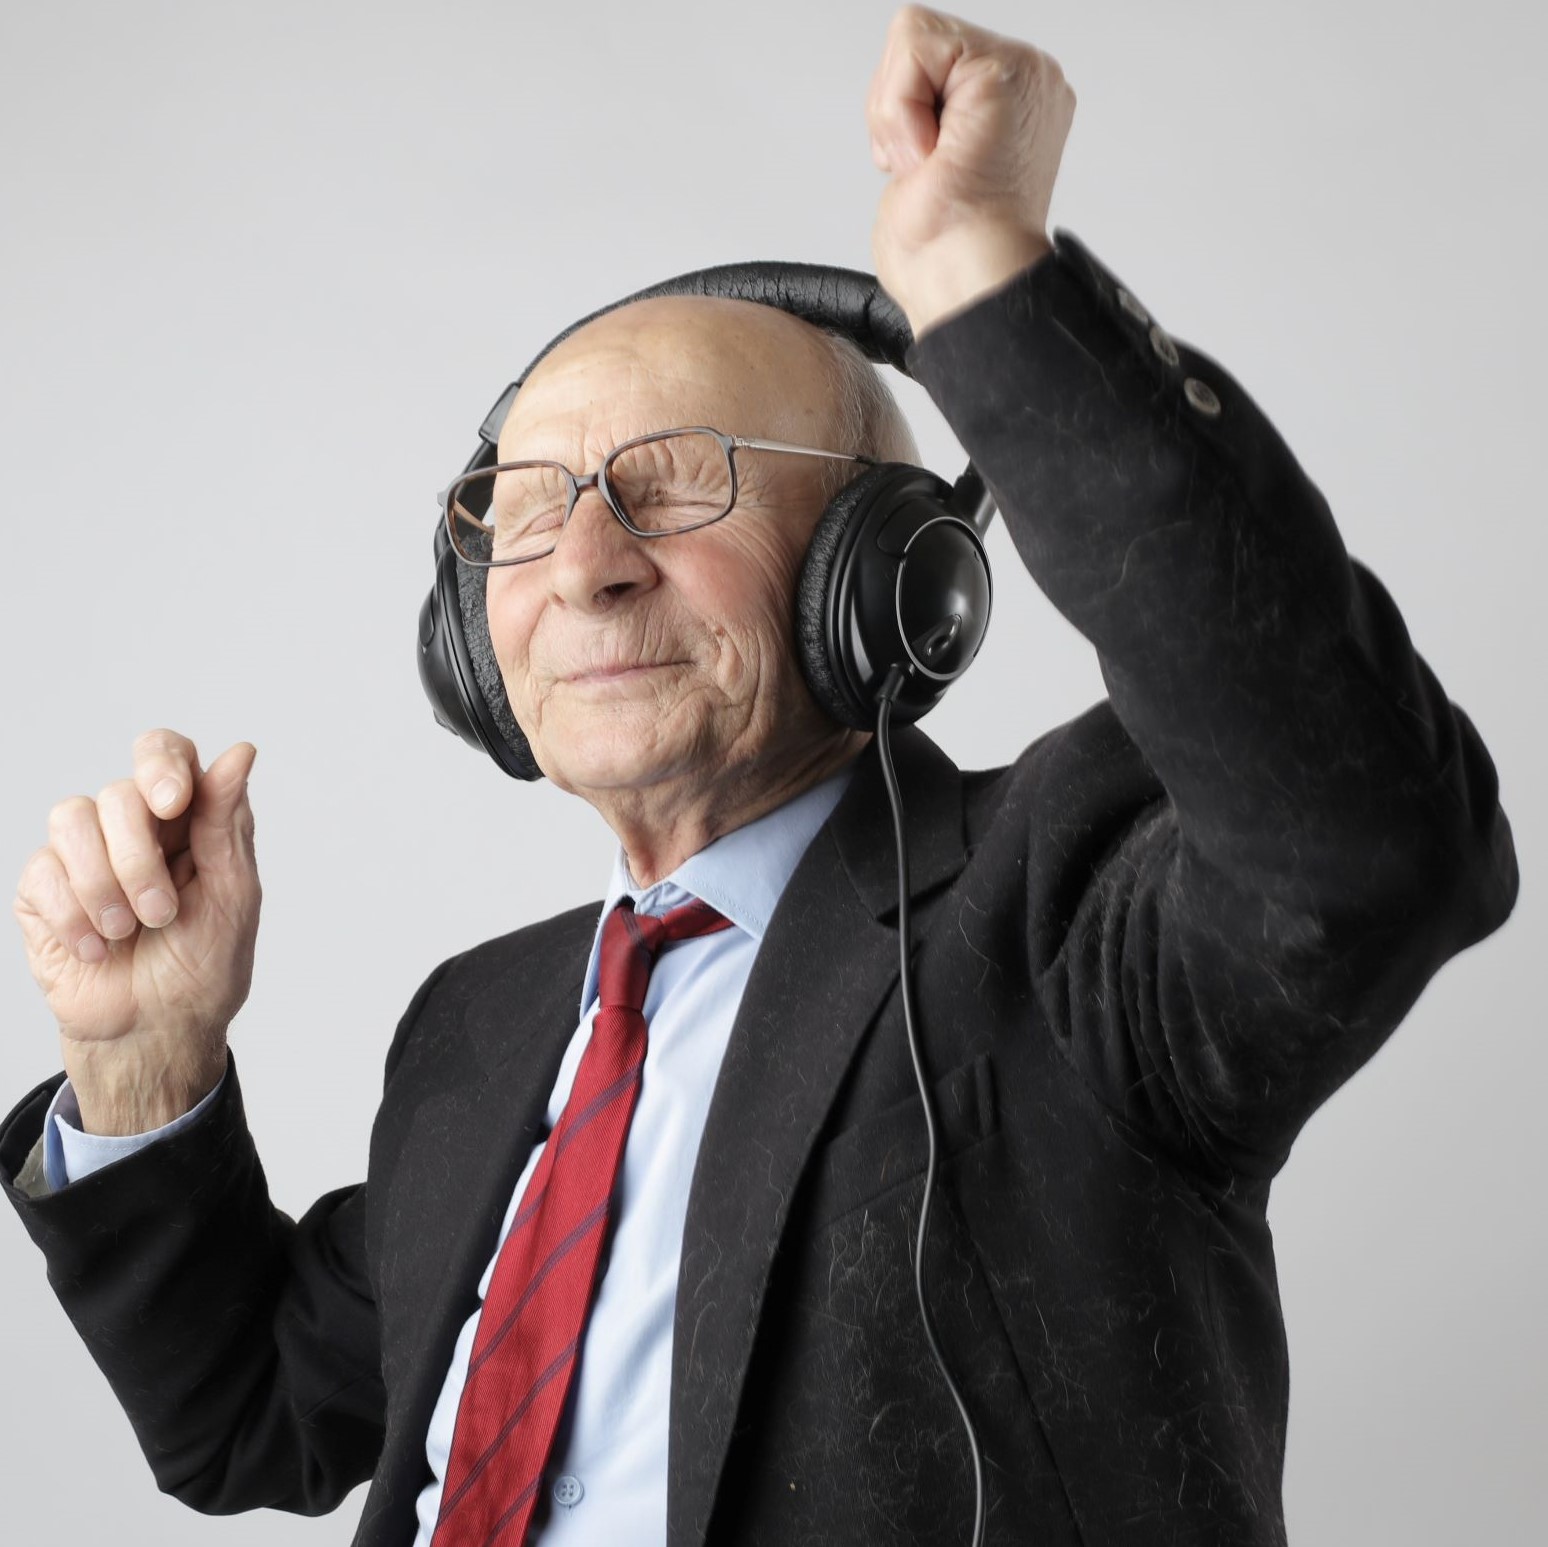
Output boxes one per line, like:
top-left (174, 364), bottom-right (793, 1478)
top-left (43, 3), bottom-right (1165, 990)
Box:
top-left (485, 296), bottom-right (862, 808)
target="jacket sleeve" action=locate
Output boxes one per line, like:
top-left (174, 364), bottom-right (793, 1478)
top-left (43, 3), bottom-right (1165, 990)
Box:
top-left (907, 228), bottom-right (1519, 1178)
top-left (0, 954), bottom-right (451, 1515)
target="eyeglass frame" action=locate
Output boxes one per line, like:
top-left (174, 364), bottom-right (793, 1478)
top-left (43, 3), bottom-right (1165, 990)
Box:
top-left (439, 425), bottom-right (878, 568)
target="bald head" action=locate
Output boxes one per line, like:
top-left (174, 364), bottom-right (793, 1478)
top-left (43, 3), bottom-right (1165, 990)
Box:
top-left (502, 293), bottom-right (916, 472)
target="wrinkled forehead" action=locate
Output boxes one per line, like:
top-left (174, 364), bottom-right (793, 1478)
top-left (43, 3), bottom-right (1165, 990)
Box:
top-left (496, 295), bottom-right (840, 462)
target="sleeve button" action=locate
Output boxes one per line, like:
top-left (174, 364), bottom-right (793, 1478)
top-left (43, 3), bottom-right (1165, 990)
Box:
top-left (1116, 287), bottom-right (1150, 325)
top-left (1149, 323), bottom-right (1180, 368)
top-left (1183, 377), bottom-right (1222, 417)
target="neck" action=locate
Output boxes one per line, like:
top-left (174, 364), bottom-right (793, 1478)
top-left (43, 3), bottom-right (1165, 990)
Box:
top-left (598, 730), bottom-right (869, 888)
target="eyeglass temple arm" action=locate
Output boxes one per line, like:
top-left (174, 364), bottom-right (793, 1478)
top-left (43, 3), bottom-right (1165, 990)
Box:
top-left (733, 436), bottom-right (997, 540)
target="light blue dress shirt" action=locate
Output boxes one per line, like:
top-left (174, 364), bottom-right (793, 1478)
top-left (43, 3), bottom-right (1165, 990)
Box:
top-left (44, 762), bottom-right (855, 1544)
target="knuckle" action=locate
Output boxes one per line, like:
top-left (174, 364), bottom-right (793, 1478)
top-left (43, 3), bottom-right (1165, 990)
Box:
top-left (892, 5), bottom-right (941, 45)
top-left (16, 849), bottom-right (80, 926)
top-left (48, 795), bottom-right (96, 838)
top-left (133, 727), bottom-right (193, 766)
top-left (96, 776), bottom-right (140, 811)
top-left (11, 887), bottom-right (45, 930)
top-left (15, 848), bottom-right (55, 908)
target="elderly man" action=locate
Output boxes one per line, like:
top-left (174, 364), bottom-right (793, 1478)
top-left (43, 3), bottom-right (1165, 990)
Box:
top-left (1, 8), bottom-right (1518, 1547)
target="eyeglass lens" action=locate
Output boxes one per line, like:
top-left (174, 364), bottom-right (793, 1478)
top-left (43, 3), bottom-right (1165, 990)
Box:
top-left (447, 429), bottom-right (735, 565)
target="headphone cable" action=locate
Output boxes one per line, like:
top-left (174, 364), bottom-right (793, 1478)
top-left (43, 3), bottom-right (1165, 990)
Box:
top-left (875, 665), bottom-right (987, 1547)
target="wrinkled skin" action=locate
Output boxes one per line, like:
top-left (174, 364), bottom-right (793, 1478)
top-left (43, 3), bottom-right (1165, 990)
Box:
top-left (485, 296), bottom-right (873, 885)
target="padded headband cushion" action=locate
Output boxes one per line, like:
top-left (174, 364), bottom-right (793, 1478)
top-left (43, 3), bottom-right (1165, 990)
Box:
top-left (510, 261), bottom-right (917, 392)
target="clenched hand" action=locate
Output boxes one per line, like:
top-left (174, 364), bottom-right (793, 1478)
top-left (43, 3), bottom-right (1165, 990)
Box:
top-left (13, 731), bottom-right (260, 1135)
top-left (867, 5), bottom-right (1077, 337)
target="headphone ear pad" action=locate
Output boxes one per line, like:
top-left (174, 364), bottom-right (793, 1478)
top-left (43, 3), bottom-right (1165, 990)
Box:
top-left (453, 553), bottom-right (545, 781)
top-left (794, 465), bottom-right (897, 731)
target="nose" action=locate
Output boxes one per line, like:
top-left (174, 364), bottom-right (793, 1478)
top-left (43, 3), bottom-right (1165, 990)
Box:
top-left (545, 482), bottom-right (659, 613)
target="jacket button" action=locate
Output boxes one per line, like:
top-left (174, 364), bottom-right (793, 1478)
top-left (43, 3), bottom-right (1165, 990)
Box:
top-left (1183, 377), bottom-right (1222, 417)
top-left (552, 1474), bottom-right (584, 1509)
top-left (1149, 323), bottom-right (1180, 367)
top-left (1117, 286), bottom-right (1150, 325)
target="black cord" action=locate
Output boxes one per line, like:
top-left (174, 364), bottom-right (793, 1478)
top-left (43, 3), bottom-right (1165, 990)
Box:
top-left (875, 665), bottom-right (986, 1547)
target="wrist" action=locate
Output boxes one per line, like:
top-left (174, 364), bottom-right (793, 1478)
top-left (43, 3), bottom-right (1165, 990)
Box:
top-left (888, 224), bottom-right (1055, 340)
top-left (63, 1035), bottom-right (228, 1137)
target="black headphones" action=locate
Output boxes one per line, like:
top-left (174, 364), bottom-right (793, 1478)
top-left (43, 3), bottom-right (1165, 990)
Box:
top-left (416, 261), bottom-right (997, 780)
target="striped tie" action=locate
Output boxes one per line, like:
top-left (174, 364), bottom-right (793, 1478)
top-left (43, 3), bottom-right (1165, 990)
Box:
top-left (431, 894), bottom-right (733, 1547)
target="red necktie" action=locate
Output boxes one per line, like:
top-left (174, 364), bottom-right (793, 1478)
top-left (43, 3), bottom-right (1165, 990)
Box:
top-left (431, 894), bottom-right (732, 1547)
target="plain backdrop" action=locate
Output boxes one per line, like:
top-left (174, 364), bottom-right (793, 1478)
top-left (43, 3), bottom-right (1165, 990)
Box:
top-left (1, 1), bottom-right (1542, 1542)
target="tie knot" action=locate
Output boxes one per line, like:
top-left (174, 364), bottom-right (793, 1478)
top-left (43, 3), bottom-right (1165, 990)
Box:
top-left (597, 895), bottom-right (731, 1014)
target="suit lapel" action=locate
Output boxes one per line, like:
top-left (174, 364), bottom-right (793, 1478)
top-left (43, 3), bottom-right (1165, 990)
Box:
top-left (667, 727), bottom-right (966, 1547)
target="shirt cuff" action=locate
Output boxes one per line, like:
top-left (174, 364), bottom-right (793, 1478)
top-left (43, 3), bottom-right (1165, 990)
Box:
top-left (43, 1072), bottom-right (227, 1191)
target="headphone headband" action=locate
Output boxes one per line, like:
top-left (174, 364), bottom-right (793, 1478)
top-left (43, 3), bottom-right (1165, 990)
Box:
top-left (472, 262), bottom-right (916, 461)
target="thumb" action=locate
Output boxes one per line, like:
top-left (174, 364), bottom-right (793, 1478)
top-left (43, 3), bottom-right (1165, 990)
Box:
top-left (186, 741), bottom-right (259, 889)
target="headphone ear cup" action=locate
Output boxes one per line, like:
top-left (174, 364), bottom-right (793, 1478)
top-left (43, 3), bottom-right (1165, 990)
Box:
top-left (416, 527), bottom-right (544, 781)
top-left (796, 463), bottom-right (991, 731)
top-left (795, 468), bottom-right (888, 730)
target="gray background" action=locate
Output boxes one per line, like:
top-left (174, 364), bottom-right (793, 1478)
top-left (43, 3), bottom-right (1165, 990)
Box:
top-left (1, 0), bottom-right (1542, 1541)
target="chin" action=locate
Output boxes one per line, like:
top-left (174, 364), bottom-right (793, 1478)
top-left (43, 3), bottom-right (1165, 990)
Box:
top-left (535, 714), bottom-right (702, 796)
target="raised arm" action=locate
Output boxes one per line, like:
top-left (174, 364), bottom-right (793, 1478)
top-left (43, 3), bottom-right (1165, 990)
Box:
top-left (872, 6), bottom-right (1518, 1174)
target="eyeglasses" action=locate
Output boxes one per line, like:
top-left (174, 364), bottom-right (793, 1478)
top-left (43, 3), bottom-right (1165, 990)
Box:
top-left (441, 425), bottom-right (875, 567)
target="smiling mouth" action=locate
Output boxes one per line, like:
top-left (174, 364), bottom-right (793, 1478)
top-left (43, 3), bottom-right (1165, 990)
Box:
top-left (563, 661), bottom-right (685, 684)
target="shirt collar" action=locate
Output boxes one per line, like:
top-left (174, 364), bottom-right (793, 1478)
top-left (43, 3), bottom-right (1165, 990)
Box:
top-left (577, 761), bottom-right (858, 1017)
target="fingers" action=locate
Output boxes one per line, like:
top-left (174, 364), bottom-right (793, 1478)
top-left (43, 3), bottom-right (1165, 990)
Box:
top-left (187, 742), bottom-right (259, 887)
top-left (17, 733), bottom-right (257, 971)
top-left (866, 4), bottom-right (1074, 336)
top-left (45, 782), bottom-right (179, 950)
top-left (868, 6), bottom-right (989, 170)
top-left (132, 727), bottom-right (203, 819)
top-left (98, 780), bottom-right (181, 927)
top-left (15, 846), bottom-right (110, 965)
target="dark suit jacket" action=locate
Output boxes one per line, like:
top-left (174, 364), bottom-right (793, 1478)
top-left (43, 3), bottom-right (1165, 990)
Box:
top-left (1, 232), bottom-right (1519, 1545)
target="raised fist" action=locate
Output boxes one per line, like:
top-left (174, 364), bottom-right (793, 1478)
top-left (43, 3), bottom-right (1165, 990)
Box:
top-left (867, 5), bottom-right (1077, 336)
